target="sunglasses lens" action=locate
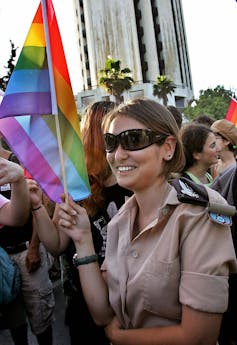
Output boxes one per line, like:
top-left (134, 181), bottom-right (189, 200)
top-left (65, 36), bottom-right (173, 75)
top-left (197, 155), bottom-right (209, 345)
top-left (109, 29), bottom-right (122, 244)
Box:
top-left (104, 133), bottom-right (117, 152)
top-left (104, 129), bottom-right (166, 152)
top-left (121, 130), bottom-right (151, 150)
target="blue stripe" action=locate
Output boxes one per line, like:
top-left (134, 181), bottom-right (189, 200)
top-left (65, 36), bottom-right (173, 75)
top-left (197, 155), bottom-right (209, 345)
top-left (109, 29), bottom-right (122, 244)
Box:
top-left (5, 69), bottom-right (50, 94)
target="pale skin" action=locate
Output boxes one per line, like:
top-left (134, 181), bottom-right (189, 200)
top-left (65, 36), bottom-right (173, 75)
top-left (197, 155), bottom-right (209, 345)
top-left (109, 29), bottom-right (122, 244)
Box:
top-left (0, 157), bottom-right (30, 226)
top-left (27, 179), bottom-right (70, 257)
top-left (0, 142), bottom-right (40, 272)
top-left (56, 115), bottom-right (222, 345)
top-left (212, 135), bottom-right (236, 178)
top-left (186, 132), bottom-right (220, 184)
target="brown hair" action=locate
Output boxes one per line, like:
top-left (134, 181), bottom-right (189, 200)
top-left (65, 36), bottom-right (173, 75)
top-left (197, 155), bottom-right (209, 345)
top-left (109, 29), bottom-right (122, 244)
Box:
top-left (81, 101), bottom-right (116, 216)
top-left (103, 98), bottom-right (185, 176)
top-left (180, 123), bottom-right (213, 170)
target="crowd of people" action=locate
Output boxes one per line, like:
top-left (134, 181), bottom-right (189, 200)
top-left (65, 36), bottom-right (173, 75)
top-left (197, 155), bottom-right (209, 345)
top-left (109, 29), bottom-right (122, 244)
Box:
top-left (0, 97), bottom-right (237, 345)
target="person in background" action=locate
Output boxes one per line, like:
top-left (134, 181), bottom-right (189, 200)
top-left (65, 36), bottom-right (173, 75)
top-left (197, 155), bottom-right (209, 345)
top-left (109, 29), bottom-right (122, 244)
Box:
top-left (29, 101), bottom-right (132, 345)
top-left (167, 105), bottom-right (182, 129)
top-left (192, 114), bottom-right (214, 127)
top-left (211, 162), bottom-right (237, 345)
top-left (210, 119), bottom-right (237, 178)
top-left (57, 98), bottom-right (236, 345)
top-left (0, 138), bottom-right (55, 345)
top-left (0, 155), bottom-right (29, 226)
top-left (180, 123), bottom-right (220, 186)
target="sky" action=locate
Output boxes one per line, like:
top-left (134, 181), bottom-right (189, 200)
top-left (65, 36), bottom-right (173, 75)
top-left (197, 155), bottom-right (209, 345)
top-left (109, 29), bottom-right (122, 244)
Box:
top-left (0, 0), bottom-right (236, 99)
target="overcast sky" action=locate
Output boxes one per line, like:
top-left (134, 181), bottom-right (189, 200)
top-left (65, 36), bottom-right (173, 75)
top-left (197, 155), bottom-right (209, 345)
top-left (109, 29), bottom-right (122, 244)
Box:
top-left (0, 0), bottom-right (236, 98)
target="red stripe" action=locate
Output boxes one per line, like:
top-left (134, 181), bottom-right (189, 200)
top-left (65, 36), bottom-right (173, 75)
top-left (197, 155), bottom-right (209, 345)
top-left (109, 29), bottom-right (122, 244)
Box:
top-left (46, 0), bottom-right (71, 87)
top-left (226, 99), bottom-right (237, 123)
top-left (33, 3), bottom-right (43, 24)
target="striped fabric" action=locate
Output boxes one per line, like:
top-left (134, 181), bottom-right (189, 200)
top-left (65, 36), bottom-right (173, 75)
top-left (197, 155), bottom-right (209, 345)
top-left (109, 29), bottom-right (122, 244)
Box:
top-left (226, 98), bottom-right (237, 127)
top-left (0, 0), bottom-right (90, 202)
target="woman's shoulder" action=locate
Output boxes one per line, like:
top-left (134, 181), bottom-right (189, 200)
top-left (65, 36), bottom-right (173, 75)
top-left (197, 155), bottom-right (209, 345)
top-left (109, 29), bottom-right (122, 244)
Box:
top-left (171, 176), bottom-right (235, 218)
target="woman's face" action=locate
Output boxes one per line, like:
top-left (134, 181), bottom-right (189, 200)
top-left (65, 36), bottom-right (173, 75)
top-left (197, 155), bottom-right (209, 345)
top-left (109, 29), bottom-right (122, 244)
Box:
top-left (196, 132), bottom-right (220, 168)
top-left (214, 133), bottom-right (229, 158)
top-left (105, 115), bottom-right (175, 192)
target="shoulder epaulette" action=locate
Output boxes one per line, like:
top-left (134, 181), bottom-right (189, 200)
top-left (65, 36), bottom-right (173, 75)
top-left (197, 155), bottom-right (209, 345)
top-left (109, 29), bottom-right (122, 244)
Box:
top-left (171, 177), bottom-right (236, 217)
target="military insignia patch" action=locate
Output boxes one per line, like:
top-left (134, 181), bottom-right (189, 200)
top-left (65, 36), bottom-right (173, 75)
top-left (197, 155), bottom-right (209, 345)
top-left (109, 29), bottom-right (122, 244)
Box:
top-left (209, 212), bottom-right (232, 226)
top-left (179, 180), bottom-right (199, 198)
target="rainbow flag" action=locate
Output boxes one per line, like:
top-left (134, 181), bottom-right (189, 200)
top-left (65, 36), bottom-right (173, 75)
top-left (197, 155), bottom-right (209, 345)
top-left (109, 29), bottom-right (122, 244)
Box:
top-left (226, 98), bottom-right (237, 126)
top-left (0, 0), bottom-right (90, 203)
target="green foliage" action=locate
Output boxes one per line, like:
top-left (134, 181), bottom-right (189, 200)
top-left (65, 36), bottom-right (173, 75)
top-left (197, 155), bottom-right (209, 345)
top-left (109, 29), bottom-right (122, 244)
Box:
top-left (184, 85), bottom-right (235, 121)
top-left (99, 57), bottom-right (134, 102)
top-left (153, 75), bottom-right (176, 106)
top-left (0, 40), bottom-right (17, 92)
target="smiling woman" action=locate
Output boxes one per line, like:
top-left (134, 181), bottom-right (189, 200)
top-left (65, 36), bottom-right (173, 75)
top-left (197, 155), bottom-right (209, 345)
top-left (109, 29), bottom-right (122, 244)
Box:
top-left (56, 97), bottom-right (237, 345)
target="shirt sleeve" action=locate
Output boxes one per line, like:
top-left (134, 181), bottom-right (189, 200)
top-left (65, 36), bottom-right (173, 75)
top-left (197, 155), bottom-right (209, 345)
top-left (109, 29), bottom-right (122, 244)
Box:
top-left (179, 197), bottom-right (237, 313)
top-left (0, 193), bottom-right (9, 209)
top-left (0, 194), bottom-right (10, 229)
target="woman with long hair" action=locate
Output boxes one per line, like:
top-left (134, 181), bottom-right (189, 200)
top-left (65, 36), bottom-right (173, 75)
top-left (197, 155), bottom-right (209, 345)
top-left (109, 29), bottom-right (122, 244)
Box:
top-left (28, 100), bottom-right (132, 345)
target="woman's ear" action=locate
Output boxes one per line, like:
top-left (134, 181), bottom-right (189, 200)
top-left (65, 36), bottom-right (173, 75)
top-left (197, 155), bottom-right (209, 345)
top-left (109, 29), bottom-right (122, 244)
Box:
top-left (222, 138), bottom-right (230, 148)
top-left (193, 151), bottom-right (201, 161)
top-left (163, 136), bottom-right (176, 161)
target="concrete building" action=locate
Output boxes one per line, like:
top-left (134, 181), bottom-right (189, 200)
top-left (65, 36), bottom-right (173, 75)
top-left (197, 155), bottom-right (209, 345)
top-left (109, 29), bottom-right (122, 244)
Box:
top-left (72, 0), bottom-right (193, 111)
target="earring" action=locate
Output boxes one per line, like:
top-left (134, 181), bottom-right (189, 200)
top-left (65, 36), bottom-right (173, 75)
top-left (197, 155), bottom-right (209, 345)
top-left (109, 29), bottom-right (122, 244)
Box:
top-left (167, 154), bottom-right (172, 160)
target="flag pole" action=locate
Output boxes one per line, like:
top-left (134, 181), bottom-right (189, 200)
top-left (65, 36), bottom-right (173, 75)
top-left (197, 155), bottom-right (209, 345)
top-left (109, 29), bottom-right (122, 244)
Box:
top-left (41, 0), bottom-right (69, 203)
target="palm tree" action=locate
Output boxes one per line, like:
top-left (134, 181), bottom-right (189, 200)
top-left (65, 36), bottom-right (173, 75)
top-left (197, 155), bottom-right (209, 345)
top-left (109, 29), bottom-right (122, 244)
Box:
top-left (153, 75), bottom-right (176, 106)
top-left (99, 57), bottom-right (134, 103)
top-left (0, 40), bottom-right (17, 92)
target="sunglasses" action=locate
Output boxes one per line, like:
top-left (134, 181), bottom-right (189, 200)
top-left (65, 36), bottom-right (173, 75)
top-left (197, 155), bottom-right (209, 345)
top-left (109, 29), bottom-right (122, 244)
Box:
top-left (104, 129), bottom-right (167, 153)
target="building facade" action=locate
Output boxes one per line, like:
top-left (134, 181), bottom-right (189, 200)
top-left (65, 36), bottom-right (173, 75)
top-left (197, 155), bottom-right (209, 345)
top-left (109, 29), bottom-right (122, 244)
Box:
top-left (73, 0), bottom-right (193, 111)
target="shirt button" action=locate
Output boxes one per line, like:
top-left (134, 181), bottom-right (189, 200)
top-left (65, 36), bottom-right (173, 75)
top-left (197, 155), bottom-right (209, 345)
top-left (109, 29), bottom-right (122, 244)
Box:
top-left (162, 207), bottom-right (169, 216)
top-left (132, 251), bottom-right (139, 258)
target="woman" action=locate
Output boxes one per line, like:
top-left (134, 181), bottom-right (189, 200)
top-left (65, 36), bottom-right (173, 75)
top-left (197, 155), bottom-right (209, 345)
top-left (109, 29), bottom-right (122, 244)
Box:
top-left (57, 98), bottom-right (237, 345)
top-left (29, 101), bottom-right (132, 345)
top-left (180, 123), bottom-right (220, 186)
top-left (0, 156), bottom-right (29, 226)
top-left (211, 119), bottom-right (237, 178)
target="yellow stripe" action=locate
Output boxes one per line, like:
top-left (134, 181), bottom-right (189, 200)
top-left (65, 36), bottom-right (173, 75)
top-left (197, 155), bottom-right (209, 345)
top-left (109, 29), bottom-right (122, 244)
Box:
top-left (24, 23), bottom-right (45, 47)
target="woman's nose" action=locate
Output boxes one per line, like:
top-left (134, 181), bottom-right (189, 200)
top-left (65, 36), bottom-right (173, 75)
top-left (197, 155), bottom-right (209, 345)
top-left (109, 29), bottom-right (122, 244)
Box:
top-left (114, 144), bottom-right (129, 160)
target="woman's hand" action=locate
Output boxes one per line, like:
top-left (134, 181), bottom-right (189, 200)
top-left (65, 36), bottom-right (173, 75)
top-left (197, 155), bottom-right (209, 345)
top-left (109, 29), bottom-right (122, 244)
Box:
top-left (0, 157), bottom-right (24, 185)
top-left (26, 178), bottom-right (43, 209)
top-left (57, 195), bottom-right (91, 244)
top-left (105, 316), bottom-right (122, 344)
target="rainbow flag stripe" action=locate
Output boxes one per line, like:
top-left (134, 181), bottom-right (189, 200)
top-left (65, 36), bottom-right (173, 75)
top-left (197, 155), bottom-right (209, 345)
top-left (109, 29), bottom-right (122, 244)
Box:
top-left (0, 0), bottom-right (90, 203)
top-left (226, 98), bottom-right (237, 126)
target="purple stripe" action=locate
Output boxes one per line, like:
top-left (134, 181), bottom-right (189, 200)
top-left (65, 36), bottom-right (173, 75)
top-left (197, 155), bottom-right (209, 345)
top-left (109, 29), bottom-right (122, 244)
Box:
top-left (0, 92), bottom-right (52, 118)
top-left (0, 117), bottom-right (64, 202)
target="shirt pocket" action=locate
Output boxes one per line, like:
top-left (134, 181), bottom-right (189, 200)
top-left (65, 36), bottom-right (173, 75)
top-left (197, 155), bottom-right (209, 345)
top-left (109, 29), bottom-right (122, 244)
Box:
top-left (143, 256), bottom-right (181, 320)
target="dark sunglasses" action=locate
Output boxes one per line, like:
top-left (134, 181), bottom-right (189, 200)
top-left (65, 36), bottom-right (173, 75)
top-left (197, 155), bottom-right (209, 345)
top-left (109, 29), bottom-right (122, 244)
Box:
top-left (104, 129), bottom-right (167, 153)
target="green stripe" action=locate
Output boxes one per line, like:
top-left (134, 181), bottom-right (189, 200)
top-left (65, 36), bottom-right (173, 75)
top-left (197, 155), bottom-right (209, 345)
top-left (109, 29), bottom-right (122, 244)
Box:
top-left (15, 46), bottom-right (48, 70)
top-left (44, 112), bottom-right (90, 189)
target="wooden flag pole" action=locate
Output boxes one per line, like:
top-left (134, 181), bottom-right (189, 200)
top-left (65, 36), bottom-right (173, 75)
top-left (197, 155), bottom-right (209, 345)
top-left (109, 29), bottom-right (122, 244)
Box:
top-left (41, 0), bottom-right (69, 203)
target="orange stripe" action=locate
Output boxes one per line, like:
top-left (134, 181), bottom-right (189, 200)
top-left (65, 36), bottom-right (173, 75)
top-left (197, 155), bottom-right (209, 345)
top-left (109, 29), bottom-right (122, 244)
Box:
top-left (54, 68), bottom-right (81, 138)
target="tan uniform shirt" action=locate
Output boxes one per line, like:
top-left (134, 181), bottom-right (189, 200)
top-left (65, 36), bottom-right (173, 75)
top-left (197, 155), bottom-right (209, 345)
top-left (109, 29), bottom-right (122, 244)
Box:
top-left (104, 184), bottom-right (237, 329)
